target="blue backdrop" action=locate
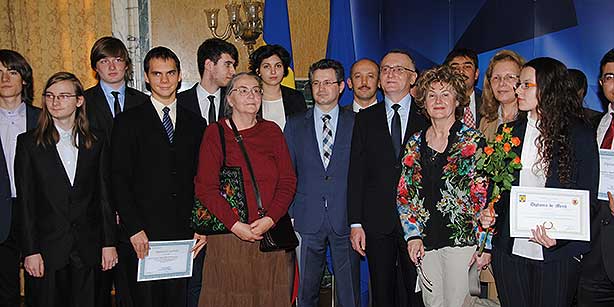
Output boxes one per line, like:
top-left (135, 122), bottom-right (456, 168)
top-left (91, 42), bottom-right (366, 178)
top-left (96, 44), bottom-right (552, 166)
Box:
top-left (329, 0), bottom-right (614, 111)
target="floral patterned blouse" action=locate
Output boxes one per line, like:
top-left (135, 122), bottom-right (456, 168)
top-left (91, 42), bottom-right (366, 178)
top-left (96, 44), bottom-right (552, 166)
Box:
top-left (396, 121), bottom-right (492, 250)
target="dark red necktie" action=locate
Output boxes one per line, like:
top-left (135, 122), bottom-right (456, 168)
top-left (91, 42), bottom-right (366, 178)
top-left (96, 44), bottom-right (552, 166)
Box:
top-left (601, 113), bottom-right (614, 149)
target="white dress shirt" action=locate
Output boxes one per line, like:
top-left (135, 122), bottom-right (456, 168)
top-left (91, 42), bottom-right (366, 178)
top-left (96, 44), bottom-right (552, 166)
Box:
top-left (385, 93), bottom-right (412, 141)
top-left (597, 103), bottom-right (614, 149)
top-left (512, 113), bottom-right (546, 260)
top-left (0, 103), bottom-right (27, 196)
top-left (196, 84), bottom-right (220, 120)
top-left (55, 125), bottom-right (79, 186)
top-left (150, 97), bottom-right (177, 126)
top-left (352, 100), bottom-right (377, 113)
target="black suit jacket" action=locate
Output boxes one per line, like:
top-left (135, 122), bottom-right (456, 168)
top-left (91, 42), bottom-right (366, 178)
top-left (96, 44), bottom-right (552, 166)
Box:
top-left (111, 100), bottom-right (206, 242)
top-left (493, 117), bottom-right (599, 262)
top-left (347, 99), bottom-right (428, 234)
top-left (0, 104), bottom-right (40, 243)
top-left (177, 83), bottom-right (226, 124)
top-left (14, 130), bottom-right (115, 270)
top-left (84, 83), bottom-right (148, 138)
top-left (280, 85), bottom-right (307, 116)
top-left (474, 87), bottom-right (483, 124)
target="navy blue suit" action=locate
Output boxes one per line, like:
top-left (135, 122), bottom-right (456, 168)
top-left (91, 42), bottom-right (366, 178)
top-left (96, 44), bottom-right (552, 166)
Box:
top-left (285, 106), bottom-right (360, 307)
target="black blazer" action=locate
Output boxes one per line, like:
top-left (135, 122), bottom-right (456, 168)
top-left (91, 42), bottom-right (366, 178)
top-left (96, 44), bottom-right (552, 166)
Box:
top-left (14, 130), bottom-right (115, 270)
top-left (84, 83), bottom-right (149, 138)
top-left (0, 104), bottom-right (40, 243)
top-left (493, 117), bottom-right (599, 262)
top-left (280, 85), bottom-right (307, 116)
top-left (177, 83), bottom-right (226, 124)
top-left (347, 100), bottom-right (428, 234)
top-left (474, 87), bottom-right (483, 124)
top-left (111, 100), bottom-right (206, 242)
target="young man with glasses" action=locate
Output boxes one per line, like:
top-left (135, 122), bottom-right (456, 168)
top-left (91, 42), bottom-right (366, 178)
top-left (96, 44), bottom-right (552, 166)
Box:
top-left (348, 50), bottom-right (427, 307)
top-left (578, 48), bottom-right (614, 306)
top-left (0, 49), bottom-right (40, 307)
top-left (285, 59), bottom-right (360, 307)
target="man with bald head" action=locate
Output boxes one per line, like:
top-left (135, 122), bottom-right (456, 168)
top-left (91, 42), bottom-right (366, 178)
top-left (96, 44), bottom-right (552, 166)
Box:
top-left (346, 58), bottom-right (379, 112)
top-left (348, 50), bottom-right (427, 306)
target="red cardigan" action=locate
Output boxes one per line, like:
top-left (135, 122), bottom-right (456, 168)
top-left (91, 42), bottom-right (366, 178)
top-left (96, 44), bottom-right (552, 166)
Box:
top-left (194, 119), bottom-right (297, 229)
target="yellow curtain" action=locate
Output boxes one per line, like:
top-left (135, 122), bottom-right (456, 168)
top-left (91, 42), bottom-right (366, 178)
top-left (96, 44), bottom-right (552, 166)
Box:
top-left (0, 0), bottom-right (111, 107)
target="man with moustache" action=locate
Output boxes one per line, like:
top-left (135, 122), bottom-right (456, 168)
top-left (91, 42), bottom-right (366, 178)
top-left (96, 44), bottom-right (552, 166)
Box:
top-left (578, 48), bottom-right (614, 306)
top-left (177, 38), bottom-right (238, 125)
top-left (443, 48), bottom-right (482, 128)
top-left (346, 58), bottom-right (379, 112)
top-left (348, 50), bottom-right (427, 306)
top-left (112, 47), bottom-right (206, 307)
top-left (0, 49), bottom-right (40, 307)
top-left (285, 59), bottom-right (360, 307)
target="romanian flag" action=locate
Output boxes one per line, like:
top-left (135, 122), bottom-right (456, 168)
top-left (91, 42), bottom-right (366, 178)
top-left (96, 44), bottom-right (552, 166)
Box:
top-left (263, 0), bottom-right (296, 89)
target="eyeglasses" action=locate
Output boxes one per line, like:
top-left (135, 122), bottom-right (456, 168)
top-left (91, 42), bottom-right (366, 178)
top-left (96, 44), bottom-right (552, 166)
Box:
top-left (310, 80), bottom-right (340, 88)
top-left (490, 74), bottom-right (519, 85)
top-left (514, 81), bottom-right (537, 90)
top-left (381, 65), bottom-right (416, 75)
top-left (602, 73), bottom-right (614, 83)
top-left (43, 93), bottom-right (78, 102)
top-left (229, 86), bottom-right (263, 96)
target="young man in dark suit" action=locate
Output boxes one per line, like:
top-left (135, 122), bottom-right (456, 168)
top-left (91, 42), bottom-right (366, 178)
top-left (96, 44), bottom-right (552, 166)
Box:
top-left (176, 37), bottom-right (237, 307)
top-left (444, 48), bottom-right (482, 128)
top-left (111, 47), bottom-right (206, 307)
top-left (348, 50), bottom-right (427, 307)
top-left (85, 37), bottom-right (148, 138)
top-left (578, 48), bottom-right (614, 306)
top-left (285, 59), bottom-right (360, 307)
top-left (0, 49), bottom-right (40, 306)
top-left (83, 36), bottom-right (148, 307)
top-left (177, 38), bottom-right (238, 125)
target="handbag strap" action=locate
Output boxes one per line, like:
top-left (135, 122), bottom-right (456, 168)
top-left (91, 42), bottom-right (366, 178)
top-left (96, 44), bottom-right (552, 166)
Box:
top-left (215, 123), bottom-right (227, 166)
top-left (228, 118), bottom-right (265, 217)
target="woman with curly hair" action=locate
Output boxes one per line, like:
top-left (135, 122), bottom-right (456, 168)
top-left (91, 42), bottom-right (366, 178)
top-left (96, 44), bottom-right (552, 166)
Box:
top-left (478, 50), bottom-right (525, 140)
top-left (248, 44), bottom-right (306, 129)
top-left (480, 57), bottom-right (599, 306)
top-left (396, 65), bottom-right (491, 306)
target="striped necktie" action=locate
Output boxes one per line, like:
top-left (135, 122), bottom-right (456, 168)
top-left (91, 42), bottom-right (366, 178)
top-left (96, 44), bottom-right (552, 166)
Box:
top-left (162, 107), bottom-right (174, 143)
top-left (322, 114), bottom-right (333, 169)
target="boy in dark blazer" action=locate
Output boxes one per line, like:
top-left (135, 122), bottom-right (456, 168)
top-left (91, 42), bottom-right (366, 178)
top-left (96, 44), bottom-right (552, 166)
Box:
top-left (112, 46), bottom-right (206, 307)
top-left (0, 49), bottom-right (40, 306)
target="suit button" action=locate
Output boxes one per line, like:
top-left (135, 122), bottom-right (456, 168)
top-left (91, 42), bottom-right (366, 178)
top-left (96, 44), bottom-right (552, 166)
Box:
top-left (71, 223), bottom-right (78, 229)
top-left (324, 176), bottom-right (330, 181)
top-left (394, 164), bottom-right (400, 169)
top-left (171, 193), bottom-right (177, 198)
top-left (603, 219), bottom-right (610, 226)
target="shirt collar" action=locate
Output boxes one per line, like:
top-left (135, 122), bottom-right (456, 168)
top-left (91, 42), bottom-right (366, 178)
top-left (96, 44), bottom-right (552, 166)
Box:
top-left (314, 103), bottom-right (340, 121)
top-left (54, 124), bottom-right (74, 141)
top-left (100, 80), bottom-right (126, 98)
top-left (0, 102), bottom-right (26, 117)
top-left (150, 96), bottom-right (177, 114)
top-left (352, 100), bottom-right (377, 112)
top-left (384, 93), bottom-right (411, 111)
top-left (197, 83), bottom-right (220, 98)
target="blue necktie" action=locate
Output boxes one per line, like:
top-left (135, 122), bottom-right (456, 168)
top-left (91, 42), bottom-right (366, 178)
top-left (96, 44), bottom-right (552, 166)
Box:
top-left (162, 107), bottom-right (174, 143)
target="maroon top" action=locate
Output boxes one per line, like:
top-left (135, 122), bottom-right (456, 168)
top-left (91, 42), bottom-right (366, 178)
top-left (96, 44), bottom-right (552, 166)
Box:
top-left (195, 119), bottom-right (297, 229)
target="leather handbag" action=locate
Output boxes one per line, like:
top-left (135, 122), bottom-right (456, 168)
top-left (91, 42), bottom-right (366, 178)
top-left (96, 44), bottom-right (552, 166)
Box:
top-left (228, 119), bottom-right (299, 252)
top-left (190, 123), bottom-right (249, 235)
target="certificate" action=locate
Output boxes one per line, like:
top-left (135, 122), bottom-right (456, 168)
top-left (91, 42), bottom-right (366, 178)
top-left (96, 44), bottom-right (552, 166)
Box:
top-left (598, 149), bottom-right (614, 201)
top-left (137, 239), bottom-right (195, 282)
top-left (509, 186), bottom-right (590, 241)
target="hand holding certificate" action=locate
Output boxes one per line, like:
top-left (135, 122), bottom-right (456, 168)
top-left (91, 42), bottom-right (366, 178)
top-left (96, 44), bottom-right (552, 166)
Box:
top-left (509, 186), bottom-right (590, 241)
top-left (137, 239), bottom-right (195, 282)
top-left (598, 149), bottom-right (614, 201)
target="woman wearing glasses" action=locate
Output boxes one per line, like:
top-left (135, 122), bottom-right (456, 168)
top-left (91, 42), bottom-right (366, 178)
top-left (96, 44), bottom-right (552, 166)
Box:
top-left (478, 50), bottom-right (525, 140)
top-left (15, 72), bottom-right (117, 306)
top-left (480, 57), bottom-right (599, 306)
top-left (249, 44), bottom-right (307, 129)
top-left (396, 65), bottom-right (491, 307)
top-left (194, 72), bottom-right (297, 306)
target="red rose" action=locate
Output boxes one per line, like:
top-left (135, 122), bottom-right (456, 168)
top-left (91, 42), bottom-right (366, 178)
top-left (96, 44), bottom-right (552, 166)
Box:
top-left (403, 154), bottom-right (415, 167)
top-left (461, 143), bottom-right (477, 157)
